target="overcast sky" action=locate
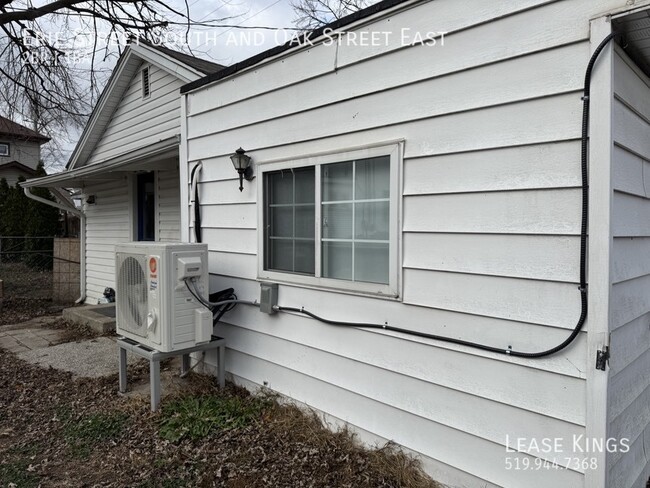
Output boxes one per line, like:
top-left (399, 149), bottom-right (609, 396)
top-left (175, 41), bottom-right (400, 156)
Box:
top-left (182, 0), bottom-right (301, 65)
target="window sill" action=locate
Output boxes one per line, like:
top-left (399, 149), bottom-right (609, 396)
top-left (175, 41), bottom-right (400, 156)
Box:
top-left (256, 272), bottom-right (401, 302)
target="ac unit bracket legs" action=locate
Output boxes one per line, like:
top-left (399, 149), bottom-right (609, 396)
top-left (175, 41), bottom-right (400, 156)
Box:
top-left (117, 335), bottom-right (226, 411)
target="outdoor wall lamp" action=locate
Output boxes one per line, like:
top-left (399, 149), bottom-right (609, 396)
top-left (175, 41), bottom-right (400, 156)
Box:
top-left (230, 147), bottom-right (254, 191)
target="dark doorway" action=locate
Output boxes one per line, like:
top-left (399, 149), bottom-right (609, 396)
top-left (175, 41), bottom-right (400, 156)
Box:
top-left (137, 172), bottom-right (155, 241)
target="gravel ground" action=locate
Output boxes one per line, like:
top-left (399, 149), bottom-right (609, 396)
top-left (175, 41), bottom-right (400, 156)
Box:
top-left (17, 336), bottom-right (141, 377)
top-left (0, 321), bottom-right (441, 488)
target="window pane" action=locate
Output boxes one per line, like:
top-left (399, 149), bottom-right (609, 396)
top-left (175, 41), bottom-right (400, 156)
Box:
top-left (270, 206), bottom-right (293, 237)
top-left (269, 239), bottom-right (293, 272)
top-left (322, 161), bottom-right (353, 201)
top-left (354, 243), bottom-right (389, 284)
top-left (295, 205), bottom-right (315, 238)
top-left (322, 241), bottom-right (352, 280)
top-left (265, 166), bottom-right (316, 276)
top-left (269, 171), bottom-right (293, 204)
top-left (355, 201), bottom-right (389, 240)
top-left (295, 167), bottom-right (315, 203)
top-left (355, 156), bottom-right (390, 200)
top-left (322, 203), bottom-right (352, 239)
top-left (295, 240), bottom-right (315, 274)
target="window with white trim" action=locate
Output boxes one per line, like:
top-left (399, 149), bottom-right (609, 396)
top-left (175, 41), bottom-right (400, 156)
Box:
top-left (0, 143), bottom-right (9, 156)
top-left (259, 144), bottom-right (400, 296)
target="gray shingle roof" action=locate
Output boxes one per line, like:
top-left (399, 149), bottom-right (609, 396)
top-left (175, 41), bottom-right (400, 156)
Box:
top-left (0, 116), bottom-right (50, 143)
top-left (137, 39), bottom-right (225, 75)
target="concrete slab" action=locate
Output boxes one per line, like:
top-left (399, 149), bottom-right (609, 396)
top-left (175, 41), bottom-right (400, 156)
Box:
top-left (0, 326), bottom-right (65, 352)
top-left (0, 335), bottom-right (29, 354)
top-left (17, 337), bottom-right (142, 378)
top-left (0, 315), bottom-right (63, 332)
top-left (63, 304), bottom-right (116, 333)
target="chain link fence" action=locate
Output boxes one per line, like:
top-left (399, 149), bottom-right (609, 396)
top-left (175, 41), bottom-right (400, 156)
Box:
top-left (0, 236), bottom-right (80, 325)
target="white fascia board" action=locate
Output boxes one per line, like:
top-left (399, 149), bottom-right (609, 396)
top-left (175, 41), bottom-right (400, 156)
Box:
top-left (23, 136), bottom-right (179, 188)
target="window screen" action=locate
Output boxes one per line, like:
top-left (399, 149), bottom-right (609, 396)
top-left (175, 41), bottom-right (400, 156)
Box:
top-left (322, 157), bottom-right (390, 284)
top-left (263, 155), bottom-right (391, 286)
top-left (265, 166), bottom-right (315, 275)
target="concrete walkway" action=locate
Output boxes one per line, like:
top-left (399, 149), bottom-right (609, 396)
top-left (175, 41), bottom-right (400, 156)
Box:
top-left (0, 316), bottom-right (65, 354)
top-left (0, 314), bottom-right (141, 378)
top-left (0, 315), bottom-right (193, 406)
top-left (17, 336), bottom-right (142, 378)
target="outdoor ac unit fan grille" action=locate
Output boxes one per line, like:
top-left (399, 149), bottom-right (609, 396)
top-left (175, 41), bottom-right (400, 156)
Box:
top-left (117, 253), bottom-right (148, 337)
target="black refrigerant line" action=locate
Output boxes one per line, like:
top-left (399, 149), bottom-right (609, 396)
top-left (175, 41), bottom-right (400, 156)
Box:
top-left (273, 32), bottom-right (619, 359)
top-left (190, 163), bottom-right (202, 243)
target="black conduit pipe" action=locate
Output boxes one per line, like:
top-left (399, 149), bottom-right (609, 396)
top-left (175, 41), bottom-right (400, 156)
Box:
top-left (277, 32), bottom-right (619, 358)
top-left (190, 163), bottom-right (202, 243)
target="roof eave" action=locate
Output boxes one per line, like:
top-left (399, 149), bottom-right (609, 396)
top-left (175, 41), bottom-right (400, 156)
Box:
top-left (180, 0), bottom-right (417, 94)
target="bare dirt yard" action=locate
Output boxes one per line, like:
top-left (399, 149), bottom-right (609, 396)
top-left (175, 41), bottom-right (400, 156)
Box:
top-left (0, 318), bottom-right (441, 488)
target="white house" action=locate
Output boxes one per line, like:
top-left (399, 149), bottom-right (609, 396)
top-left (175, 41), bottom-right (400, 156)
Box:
top-left (22, 39), bottom-right (223, 302)
top-left (23, 0), bottom-right (650, 486)
top-left (177, 1), bottom-right (650, 487)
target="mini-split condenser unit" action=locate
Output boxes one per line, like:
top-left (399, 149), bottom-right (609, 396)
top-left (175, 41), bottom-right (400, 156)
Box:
top-left (115, 242), bottom-right (212, 352)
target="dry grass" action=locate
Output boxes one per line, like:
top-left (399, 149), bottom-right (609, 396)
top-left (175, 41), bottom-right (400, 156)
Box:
top-left (44, 316), bottom-right (108, 343)
top-left (0, 340), bottom-right (441, 488)
top-left (263, 402), bottom-right (438, 488)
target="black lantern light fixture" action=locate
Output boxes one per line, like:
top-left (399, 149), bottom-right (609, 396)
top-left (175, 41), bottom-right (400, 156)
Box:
top-left (230, 147), bottom-right (254, 192)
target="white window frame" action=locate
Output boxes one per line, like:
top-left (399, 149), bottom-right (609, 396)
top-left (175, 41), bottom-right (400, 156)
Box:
top-left (257, 142), bottom-right (402, 298)
top-left (0, 143), bottom-right (9, 156)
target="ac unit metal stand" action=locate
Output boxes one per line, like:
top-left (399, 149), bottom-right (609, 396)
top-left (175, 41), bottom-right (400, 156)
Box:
top-left (117, 335), bottom-right (226, 411)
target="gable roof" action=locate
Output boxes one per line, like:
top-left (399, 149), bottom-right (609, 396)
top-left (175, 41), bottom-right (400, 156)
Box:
top-left (181, 0), bottom-right (413, 94)
top-left (137, 39), bottom-right (224, 75)
top-left (0, 160), bottom-right (39, 176)
top-left (0, 116), bottom-right (50, 143)
top-left (67, 41), bottom-right (225, 169)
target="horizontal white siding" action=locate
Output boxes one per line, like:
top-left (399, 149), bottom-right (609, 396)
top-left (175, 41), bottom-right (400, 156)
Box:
top-left (85, 64), bottom-right (184, 166)
top-left (185, 1), bottom-right (635, 485)
top-left (83, 179), bottom-right (132, 302)
top-left (608, 49), bottom-right (650, 488)
top-left (82, 167), bottom-right (180, 303)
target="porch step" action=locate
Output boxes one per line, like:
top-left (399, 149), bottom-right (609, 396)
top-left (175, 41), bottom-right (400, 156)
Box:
top-left (63, 303), bottom-right (116, 333)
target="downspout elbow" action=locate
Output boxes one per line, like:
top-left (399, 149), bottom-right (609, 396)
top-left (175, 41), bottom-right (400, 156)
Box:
top-left (23, 187), bottom-right (81, 216)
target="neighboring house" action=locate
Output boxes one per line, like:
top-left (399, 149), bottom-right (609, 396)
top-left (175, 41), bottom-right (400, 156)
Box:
top-left (23, 0), bottom-right (650, 487)
top-left (22, 39), bottom-right (223, 302)
top-left (0, 116), bottom-right (49, 186)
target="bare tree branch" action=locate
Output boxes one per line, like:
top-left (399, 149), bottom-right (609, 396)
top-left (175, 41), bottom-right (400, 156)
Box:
top-left (0, 0), bottom-right (241, 169)
top-left (290, 0), bottom-right (375, 31)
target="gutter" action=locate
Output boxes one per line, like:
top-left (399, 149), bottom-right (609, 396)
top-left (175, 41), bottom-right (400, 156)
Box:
top-left (23, 187), bottom-right (86, 304)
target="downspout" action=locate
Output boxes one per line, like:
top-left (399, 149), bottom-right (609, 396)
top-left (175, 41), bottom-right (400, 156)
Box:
top-left (23, 187), bottom-right (86, 304)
